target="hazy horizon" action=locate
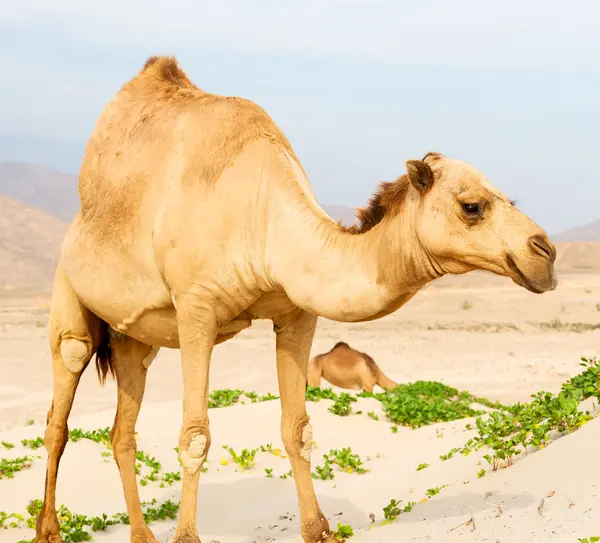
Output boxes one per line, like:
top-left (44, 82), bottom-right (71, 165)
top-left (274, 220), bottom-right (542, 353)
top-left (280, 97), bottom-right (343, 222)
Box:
top-left (2, 1), bottom-right (599, 234)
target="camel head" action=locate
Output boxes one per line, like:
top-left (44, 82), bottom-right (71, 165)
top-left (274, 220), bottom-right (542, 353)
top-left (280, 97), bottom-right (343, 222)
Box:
top-left (405, 152), bottom-right (557, 293)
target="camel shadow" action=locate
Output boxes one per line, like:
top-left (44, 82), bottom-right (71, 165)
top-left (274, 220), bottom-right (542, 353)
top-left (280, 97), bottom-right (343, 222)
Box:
top-left (151, 476), bottom-right (537, 542)
top-left (153, 476), bottom-right (365, 542)
top-left (397, 491), bottom-right (537, 525)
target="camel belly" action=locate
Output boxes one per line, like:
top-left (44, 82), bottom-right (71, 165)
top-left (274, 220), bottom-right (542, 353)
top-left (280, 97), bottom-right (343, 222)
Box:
top-left (111, 308), bottom-right (253, 349)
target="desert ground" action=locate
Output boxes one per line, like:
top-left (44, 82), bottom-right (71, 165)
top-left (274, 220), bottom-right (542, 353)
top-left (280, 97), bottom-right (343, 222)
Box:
top-left (1, 269), bottom-right (599, 542)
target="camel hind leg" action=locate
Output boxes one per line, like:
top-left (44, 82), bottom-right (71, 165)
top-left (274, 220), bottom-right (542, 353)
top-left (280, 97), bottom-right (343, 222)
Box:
top-left (307, 356), bottom-right (323, 388)
top-left (36, 266), bottom-right (105, 543)
top-left (109, 331), bottom-right (159, 543)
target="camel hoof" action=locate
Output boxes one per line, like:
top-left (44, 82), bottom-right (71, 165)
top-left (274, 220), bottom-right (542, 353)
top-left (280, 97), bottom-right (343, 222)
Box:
top-left (131, 527), bottom-right (160, 543)
top-left (171, 534), bottom-right (201, 543)
top-left (35, 534), bottom-right (63, 543)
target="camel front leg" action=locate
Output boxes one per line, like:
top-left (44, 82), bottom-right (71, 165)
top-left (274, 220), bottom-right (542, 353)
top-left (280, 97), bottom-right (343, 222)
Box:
top-left (273, 309), bottom-right (337, 543)
top-left (172, 297), bottom-right (217, 543)
top-left (109, 331), bottom-right (159, 543)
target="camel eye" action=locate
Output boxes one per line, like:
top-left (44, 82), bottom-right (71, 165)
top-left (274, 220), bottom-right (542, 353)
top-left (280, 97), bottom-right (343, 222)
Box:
top-left (461, 203), bottom-right (481, 216)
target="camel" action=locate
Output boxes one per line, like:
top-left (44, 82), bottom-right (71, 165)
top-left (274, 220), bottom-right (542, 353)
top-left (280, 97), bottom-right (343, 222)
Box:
top-left (35, 55), bottom-right (557, 543)
top-left (308, 341), bottom-right (398, 392)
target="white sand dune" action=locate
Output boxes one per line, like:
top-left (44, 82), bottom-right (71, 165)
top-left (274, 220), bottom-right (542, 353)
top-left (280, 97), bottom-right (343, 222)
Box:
top-left (1, 394), bottom-right (598, 543)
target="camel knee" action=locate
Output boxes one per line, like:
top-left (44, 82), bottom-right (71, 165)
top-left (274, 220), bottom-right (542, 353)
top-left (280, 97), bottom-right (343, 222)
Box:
top-left (282, 417), bottom-right (313, 462)
top-left (44, 422), bottom-right (68, 457)
top-left (110, 429), bottom-right (136, 464)
top-left (60, 337), bottom-right (92, 373)
top-left (179, 421), bottom-right (210, 475)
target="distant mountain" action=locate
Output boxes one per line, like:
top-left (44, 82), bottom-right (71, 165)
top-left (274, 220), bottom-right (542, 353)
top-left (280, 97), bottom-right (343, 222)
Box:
top-left (0, 162), bottom-right (79, 221)
top-left (553, 219), bottom-right (600, 242)
top-left (0, 133), bottom-right (83, 174)
top-left (0, 196), bottom-right (67, 288)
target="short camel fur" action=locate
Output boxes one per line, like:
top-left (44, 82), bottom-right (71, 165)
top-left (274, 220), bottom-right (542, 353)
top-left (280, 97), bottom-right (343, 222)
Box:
top-left (36, 56), bottom-right (557, 543)
top-left (308, 341), bottom-right (398, 392)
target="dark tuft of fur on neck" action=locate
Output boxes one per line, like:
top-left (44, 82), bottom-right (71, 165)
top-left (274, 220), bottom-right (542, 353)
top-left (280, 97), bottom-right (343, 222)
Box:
top-left (346, 175), bottom-right (411, 235)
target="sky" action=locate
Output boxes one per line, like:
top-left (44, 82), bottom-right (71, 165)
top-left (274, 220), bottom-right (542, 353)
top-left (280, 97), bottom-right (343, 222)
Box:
top-left (1, 0), bottom-right (599, 234)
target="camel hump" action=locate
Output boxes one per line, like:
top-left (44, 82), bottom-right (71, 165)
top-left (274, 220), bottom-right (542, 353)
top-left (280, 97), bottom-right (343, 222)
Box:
top-left (140, 55), bottom-right (195, 88)
top-left (332, 341), bottom-right (350, 349)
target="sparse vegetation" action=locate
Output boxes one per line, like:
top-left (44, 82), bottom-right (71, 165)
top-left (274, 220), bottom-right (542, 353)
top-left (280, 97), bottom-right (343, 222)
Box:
top-left (333, 522), bottom-right (354, 540)
top-left (361, 381), bottom-right (485, 428)
top-left (21, 437), bottom-right (44, 450)
top-left (416, 463), bottom-right (429, 471)
top-left (367, 411), bottom-right (379, 421)
top-left (461, 300), bottom-right (472, 310)
top-left (426, 484), bottom-right (447, 498)
top-left (0, 497), bottom-right (178, 542)
top-left (222, 445), bottom-right (258, 470)
top-left (0, 456), bottom-right (33, 479)
top-left (312, 447), bottom-right (367, 480)
top-left (382, 498), bottom-right (415, 523)
top-left (444, 357), bottom-right (600, 471)
top-left (329, 393), bottom-right (357, 416)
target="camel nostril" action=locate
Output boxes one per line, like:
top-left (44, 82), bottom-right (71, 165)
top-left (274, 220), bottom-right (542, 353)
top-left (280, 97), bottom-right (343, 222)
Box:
top-left (528, 235), bottom-right (556, 262)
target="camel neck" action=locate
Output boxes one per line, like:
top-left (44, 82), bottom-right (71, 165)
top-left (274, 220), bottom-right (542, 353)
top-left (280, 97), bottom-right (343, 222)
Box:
top-left (267, 190), bottom-right (441, 322)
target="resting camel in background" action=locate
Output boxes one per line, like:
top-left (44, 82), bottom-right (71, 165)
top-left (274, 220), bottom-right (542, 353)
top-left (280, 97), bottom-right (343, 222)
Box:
top-left (308, 341), bottom-right (398, 392)
top-left (35, 56), bottom-right (557, 543)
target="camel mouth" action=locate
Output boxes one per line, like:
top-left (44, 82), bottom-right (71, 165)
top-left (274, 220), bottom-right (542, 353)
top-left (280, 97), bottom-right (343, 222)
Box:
top-left (504, 253), bottom-right (557, 294)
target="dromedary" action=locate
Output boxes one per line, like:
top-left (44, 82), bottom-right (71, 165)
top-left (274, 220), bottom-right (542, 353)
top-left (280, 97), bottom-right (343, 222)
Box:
top-left (35, 56), bottom-right (557, 543)
top-left (308, 341), bottom-right (398, 392)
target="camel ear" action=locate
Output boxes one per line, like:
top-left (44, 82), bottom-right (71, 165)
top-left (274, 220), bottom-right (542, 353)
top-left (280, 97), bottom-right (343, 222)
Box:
top-left (405, 160), bottom-right (434, 192)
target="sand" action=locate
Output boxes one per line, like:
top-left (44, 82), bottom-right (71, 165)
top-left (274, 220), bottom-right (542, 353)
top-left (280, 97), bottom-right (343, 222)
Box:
top-left (1, 270), bottom-right (600, 542)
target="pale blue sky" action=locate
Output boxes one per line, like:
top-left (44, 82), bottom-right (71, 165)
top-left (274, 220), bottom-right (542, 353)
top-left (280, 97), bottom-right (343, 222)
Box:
top-left (1, 1), bottom-right (599, 234)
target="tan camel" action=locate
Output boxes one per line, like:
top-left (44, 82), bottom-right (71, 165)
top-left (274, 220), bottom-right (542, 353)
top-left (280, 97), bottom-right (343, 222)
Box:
top-left (35, 56), bottom-right (557, 543)
top-left (308, 341), bottom-right (398, 392)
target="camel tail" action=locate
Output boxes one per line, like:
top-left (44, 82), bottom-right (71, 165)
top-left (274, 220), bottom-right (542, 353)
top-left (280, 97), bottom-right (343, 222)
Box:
top-left (374, 367), bottom-right (398, 391)
top-left (95, 322), bottom-right (115, 386)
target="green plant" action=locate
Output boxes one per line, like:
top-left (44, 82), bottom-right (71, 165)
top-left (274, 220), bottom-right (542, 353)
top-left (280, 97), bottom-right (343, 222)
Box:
top-left (223, 446), bottom-right (258, 470)
top-left (416, 463), bottom-right (429, 471)
top-left (312, 448), bottom-right (367, 480)
top-left (279, 470), bottom-right (293, 479)
top-left (373, 381), bottom-right (483, 428)
top-left (68, 427), bottom-right (112, 448)
top-left (3, 498), bottom-right (178, 542)
top-left (579, 538), bottom-right (600, 543)
top-left (306, 386), bottom-right (338, 402)
top-left (382, 499), bottom-right (415, 522)
top-left (477, 468), bottom-right (486, 478)
top-left (426, 485), bottom-right (447, 498)
top-left (208, 389), bottom-right (244, 408)
top-left (461, 357), bottom-right (600, 470)
top-left (1, 511), bottom-right (25, 529)
top-left (329, 393), bottom-right (357, 416)
top-left (461, 300), bottom-right (472, 310)
top-left (21, 437), bottom-right (44, 450)
top-left (135, 450), bottom-right (162, 486)
top-left (160, 471), bottom-right (181, 487)
top-left (1, 442), bottom-right (15, 450)
top-left (0, 456), bottom-right (33, 479)
top-left (333, 522), bottom-right (354, 540)
top-left (367, 411), bottom-right (379, 421)
top-left (439, 447), bottom-right (460, 461)
top-left (264, 468), bottom-right (274, 478)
